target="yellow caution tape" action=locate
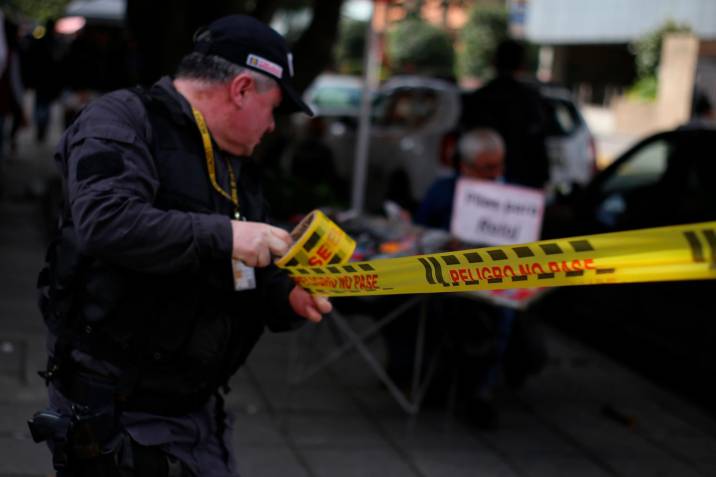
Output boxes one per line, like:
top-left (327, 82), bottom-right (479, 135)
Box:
top-left (276, 209), bottom-right (356, 268)
top-left (276, 211), bottom-right (716, 297)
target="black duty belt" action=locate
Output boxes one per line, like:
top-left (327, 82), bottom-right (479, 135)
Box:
top-left (56, 369), bottom-right (212, 417)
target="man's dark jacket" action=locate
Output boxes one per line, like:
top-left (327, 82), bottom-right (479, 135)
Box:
top-left (461, 77), bottom-right (550, 189)
top-left (39, 77), bottom-right (302, 415)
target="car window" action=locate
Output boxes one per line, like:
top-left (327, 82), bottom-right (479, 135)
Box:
top-left (543, 98), bottom-right (581, 136)
top-left (310, 86), bottom-right (362, 111)
top-left (600, 138), bottom-right (670, 195)
top-left (593, 138), bottom-right (671, 228)
top-left (372, 88), bottom-right (439, 128)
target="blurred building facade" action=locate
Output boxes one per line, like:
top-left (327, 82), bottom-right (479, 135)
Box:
top-left (523, 0), bottom-right (716, 132)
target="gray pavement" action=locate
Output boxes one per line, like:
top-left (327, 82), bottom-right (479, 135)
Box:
top-left (2, 124), bottom-right (716, 477)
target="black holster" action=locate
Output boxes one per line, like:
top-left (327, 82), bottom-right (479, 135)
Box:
top-left (28, 404), bottom-right (118, 474)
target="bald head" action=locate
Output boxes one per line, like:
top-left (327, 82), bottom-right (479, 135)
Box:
top-left (458, 129), bottom-right (505, 181)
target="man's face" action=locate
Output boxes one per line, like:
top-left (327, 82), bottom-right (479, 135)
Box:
top-left (462, 149), bottom-right (504, 181)
top-left (220, 74), bottom-right (282, 156)
top-left (239, 80), bottom-right (282, 154)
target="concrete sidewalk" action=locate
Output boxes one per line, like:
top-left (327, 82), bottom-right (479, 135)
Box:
top-left (2, 129), bottom-right (716, 477)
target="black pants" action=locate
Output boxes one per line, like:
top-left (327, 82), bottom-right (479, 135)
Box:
top-left (57, 441), bottom-right (189, 477)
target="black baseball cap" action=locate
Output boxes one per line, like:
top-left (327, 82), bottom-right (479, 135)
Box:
top-left (193, 15), bottom-right (313, 116)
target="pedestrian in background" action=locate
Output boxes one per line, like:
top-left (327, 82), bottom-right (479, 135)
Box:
top-left (680, 90), bottom-right (715, 129)
top-left (0, 15), bottom-right (26, 160)
top-left (461, 39), bottom-right (550, 189)
top-left (24, 19), bottom-right (62, 143)
top-left (32, 15), bottom-right (330, 476)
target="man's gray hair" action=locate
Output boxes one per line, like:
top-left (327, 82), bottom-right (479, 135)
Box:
top-left (176, 52), bottom-right (276, 92)
top-left (458, 128), bottom-right (505, 166)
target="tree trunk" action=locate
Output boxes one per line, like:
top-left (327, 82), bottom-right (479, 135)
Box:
top-left (126, 0), bottom-right (246, 84)
top-left (252, 0), bottom-right (283, 23)
top-left (291, 0), bottom-right (346, 93)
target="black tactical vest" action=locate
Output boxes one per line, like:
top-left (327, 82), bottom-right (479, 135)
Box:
top-left (38, 85), bottom-right (270, 415)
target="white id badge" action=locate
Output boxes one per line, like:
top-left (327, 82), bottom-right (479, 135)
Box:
top-left (232, 259), bottom-right (256, 291)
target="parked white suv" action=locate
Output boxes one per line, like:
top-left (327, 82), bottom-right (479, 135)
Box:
top-left (294, 75), bottom-right (596, 211)
top-left (318, 76), bottom-right (460, 210)
top-left (540, 85), bottom-right (598, 195)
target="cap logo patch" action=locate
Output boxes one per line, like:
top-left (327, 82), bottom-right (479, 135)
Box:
top-left (247, 54), bottom-right (283, 79)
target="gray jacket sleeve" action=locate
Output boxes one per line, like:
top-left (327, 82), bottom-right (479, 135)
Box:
top-left (62, 90), bottom-right (232, 274)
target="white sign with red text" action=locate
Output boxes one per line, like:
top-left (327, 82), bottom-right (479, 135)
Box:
top-left (450, 179), bottom-right (545, 246)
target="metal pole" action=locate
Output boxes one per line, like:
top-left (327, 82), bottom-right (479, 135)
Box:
top-left (350, 0), bottom-right (384, 214)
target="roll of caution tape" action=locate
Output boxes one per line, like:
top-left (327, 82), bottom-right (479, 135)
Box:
top-left (276, 209), bottom-right (356, 269)
top-left (275, 212), bottom-right (716, 297)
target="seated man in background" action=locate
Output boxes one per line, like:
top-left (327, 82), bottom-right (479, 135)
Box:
top-left (415, 128), bottom-right (504, 230)
top-left (404, 128), bottom-right (545, 428)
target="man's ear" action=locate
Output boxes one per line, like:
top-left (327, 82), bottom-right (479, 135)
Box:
top-left (229, 74), bottom-right (254, 108)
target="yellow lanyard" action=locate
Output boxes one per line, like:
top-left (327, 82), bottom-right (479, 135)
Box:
top-left (191, 107), bottom-right (241, 219)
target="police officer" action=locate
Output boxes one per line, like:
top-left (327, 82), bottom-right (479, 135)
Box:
top-left (32, 15), bottom-right (331, 476)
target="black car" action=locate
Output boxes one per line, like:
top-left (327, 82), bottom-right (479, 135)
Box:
top-left (535, 128), bottom-right (716, 412)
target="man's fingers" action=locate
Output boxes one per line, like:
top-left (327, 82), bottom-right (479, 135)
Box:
top-left (232, 221), bottom-right (294, 265)
top-left (269, 226), bottom-right (293, 246)
top-left (304, 305), bottom-right (322, 323)
top-left (288, 286), bottom-right (329, 322)
top-left (305, 296), bottom-right (331, 322)
top-left (256, 247), bottom-right (271, 268)
top-left (313, 296), bottom-right (332, 314)
top-left (267, 234), bottom-right (290, 257)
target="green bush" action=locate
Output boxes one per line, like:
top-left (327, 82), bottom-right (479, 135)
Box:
top-left (628, 20), bottom-right (691, 101)
top-left (458, 4), bottom-right (508, 80)
top-left (335, 19), bottom-right (367, 75)
top-left (2, 0), bottom-right (70, 22)
top-left (386, 17), bottom-right (455, 79)
top-left (626, 75), bottom-right (658, 102)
